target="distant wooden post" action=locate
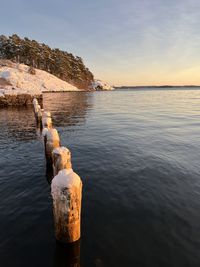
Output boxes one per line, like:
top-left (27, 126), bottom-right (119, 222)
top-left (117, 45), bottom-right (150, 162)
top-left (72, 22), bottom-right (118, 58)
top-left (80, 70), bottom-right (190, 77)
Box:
top-left (42, 116), bottom-right (52, 129)
top-left (33, 98), bottom-right (39, 114)
top-left (43, 128), bottom-right (60, 162)
top-left (33, 98), bottom-right (38, 107)
top-left (52, 147), bottom-right (71, 176)
top-left (34, 104), bottom-right (42, 124)
top-left (33, 103), bottom-right (39, 114)
top-left (42, 111), bottom-right (52, 129)
top-left (51, 165), bottom-right (82, 243)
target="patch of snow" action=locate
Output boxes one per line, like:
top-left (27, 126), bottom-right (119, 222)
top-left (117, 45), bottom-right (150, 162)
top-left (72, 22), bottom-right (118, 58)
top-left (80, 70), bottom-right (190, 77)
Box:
top-left (91, 79), bottom-right (114, 90)
top-left (42, 111), bottom-right (51, 118)
top-left (45, 128), bottom-right (60, 142)
top-left (0, 91), bottom-right (5, 97)
top-left (1, 70), bottom-right (10, 79)
top-left (42, 127), bottom-right (49, 137)
top-left (53, 146), bottom-right (70, 156)
top-left (0, 62), bottom-right (80, 96)
top-left (51, 169), bottom-right (81, 195)
top-left (42, 117), bottom-right (52, 128)
top-left (33, 98), bottom-right (38, 106)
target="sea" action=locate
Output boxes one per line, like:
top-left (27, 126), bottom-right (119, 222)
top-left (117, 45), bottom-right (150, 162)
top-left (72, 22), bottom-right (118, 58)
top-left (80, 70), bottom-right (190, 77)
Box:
top-left (1, 88), bottom-right (200, 267)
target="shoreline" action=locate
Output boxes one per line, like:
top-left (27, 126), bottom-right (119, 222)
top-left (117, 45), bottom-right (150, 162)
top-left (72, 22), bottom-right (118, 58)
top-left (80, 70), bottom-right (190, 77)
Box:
top-left (0, 93), bottom-right (43, 107)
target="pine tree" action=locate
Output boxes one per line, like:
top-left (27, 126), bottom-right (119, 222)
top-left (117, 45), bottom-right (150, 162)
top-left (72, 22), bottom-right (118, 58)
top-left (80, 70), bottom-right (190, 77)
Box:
top-left (0, 34), bottom-right (94, 89)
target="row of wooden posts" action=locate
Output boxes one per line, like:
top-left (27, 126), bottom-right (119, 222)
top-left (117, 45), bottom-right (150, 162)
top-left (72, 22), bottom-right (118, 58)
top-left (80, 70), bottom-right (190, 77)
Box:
top-left (33, 98), bottom-right (82, 244)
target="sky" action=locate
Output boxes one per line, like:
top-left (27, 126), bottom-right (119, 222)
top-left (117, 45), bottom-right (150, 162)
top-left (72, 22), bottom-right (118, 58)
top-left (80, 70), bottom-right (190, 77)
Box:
top-left (0, 0), bottom-right (200, 86)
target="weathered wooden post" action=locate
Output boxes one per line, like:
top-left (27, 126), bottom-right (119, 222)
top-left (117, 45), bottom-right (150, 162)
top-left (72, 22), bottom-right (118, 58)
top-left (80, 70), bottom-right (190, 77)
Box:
top-left (34, 104), bottom-right (42, 124)
top-left (42, 111), bottom-right (52, 129)
top-left (52, 146), bottom-right (71, 176)
top-left (33, 97), bottom-right (38, 107)
top-left (43, 116), bottom-right (52, 129)
top-left (51, 162), bottom-right (82, 243)
top-left (43, 128), bottom-right (60, 162)
top-left (33, 98), bottom-right (40, 113)
top-left (33, 103), bottom-right (39, 114)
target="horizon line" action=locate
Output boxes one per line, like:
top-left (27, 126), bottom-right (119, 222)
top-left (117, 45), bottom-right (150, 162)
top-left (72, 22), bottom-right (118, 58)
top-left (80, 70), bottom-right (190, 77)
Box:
top-left (114, 85), bottom-right (200, 88)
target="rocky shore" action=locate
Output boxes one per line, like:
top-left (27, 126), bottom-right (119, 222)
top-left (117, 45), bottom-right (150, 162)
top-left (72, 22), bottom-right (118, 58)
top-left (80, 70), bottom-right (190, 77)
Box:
top-left (0, 93), bottom-right (43, 107)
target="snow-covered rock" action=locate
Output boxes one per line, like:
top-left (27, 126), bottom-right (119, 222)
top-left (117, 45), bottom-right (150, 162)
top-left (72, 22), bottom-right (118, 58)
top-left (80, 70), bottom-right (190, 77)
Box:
top-left (91, 79), bottom-right (114, 90)
top-left (0, 61), bottom-right (80, 97)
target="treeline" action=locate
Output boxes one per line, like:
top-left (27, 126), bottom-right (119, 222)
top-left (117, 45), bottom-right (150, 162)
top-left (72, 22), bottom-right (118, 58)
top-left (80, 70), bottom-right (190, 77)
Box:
top-left (0, 34), bottom-right (94, 89)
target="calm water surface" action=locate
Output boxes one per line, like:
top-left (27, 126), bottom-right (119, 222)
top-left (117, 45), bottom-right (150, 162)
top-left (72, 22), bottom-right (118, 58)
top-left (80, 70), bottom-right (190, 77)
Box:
top-left (1, 88), bottom-right (200, 267)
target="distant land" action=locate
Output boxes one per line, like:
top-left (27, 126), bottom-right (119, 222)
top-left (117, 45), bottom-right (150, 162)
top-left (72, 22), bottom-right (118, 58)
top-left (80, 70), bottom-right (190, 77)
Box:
top-left (115, 85), bottom-right (200, 89)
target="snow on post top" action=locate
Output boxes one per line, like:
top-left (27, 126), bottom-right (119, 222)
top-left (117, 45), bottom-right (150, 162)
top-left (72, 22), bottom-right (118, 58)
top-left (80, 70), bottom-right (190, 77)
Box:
top-left (51, 169), bottom-right (81, 193)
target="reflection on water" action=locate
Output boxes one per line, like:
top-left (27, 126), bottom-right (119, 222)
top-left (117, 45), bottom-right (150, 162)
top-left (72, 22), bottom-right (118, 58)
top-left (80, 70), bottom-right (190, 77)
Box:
top-left (1, 89), bottom-right (200, 267)
top-left (43, 92), bottom-right (93, 128)
top-left (54, 240), bottom-right (81, 267)
top-left (46, 161), bottom-right (54, 185)
top-left (0, 106), bottom-right (36, 144)
top-left (0, 92), bottom-right (93, 144)
top-left (0, 92), bottom-right (92, 267)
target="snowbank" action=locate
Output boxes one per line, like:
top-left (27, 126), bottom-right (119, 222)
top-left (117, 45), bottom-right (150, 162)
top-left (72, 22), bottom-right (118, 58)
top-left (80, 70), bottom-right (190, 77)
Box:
top-left (91, 79), bottom-right (114, 90)
top-left (0, 61), bottom-right (114, 106)
top-left (0, 62), bottom-right (80, 96)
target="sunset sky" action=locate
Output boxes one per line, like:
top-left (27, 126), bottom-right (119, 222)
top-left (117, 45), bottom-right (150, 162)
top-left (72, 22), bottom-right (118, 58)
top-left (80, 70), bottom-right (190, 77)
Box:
top-left (1, 0), bottom-right (200, 86)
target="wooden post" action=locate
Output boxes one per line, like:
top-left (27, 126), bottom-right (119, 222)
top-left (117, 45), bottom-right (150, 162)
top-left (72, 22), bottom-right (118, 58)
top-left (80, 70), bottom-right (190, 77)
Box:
top-left (42, 116), bottom-right (52, 129)
top-left (51, 166), bottom-right (82, 243)
top-left (33, 97), bottom-right (38, 106)
top-left (33, 103), bottom-right (40, 114)
top-left (33, 98), bottom-right (39, 114)
top-left (52, 147), bottom-right (71, 176)
top-left (43, 128), bottom-right (60, 162)
top-left (42, 111), bottom-right (52, 128)
top-left (34, 104), bottom-right (42, 124)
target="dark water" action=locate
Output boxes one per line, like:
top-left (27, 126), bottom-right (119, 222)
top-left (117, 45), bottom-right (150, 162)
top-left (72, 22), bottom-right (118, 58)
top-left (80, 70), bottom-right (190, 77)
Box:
top-left (1, 88), bottom-right (200, 267)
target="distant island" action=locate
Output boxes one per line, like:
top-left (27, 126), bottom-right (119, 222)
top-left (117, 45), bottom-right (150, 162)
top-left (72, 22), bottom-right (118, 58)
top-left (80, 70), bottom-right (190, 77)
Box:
top-left (115, 85), bottom-right (200, 89)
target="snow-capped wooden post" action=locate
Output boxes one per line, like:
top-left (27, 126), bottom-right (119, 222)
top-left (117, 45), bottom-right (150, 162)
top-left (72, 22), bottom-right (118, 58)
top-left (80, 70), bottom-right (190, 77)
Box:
top-left (33, 100), bottom-right (39, 114)
top-left (52, 147), bottom-right (71, 176)
top-left (51, 165), bottom-right (82, 243)
top-left (43, 128), bottom-right (60, 162)
top-left (33, 97), bottom-right (38, 107)
top-left (34, 104), bottom-right (42, 124)
top-left (42, 111), bottom-right (52, 129)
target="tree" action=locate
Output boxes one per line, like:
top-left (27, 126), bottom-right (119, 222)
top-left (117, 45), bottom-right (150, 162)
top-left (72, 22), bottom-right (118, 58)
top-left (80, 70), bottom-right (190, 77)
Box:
top-left (0, 34), bottom-right (94, 89)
